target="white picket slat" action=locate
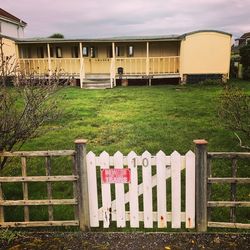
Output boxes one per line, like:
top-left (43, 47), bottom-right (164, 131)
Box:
top-left (142, 151), bottom-right (153, 228)
top-left (89, 150), bottom-right (195, 230)
top-left (127, 151), bottom-right (139, 227)
top-left (114, 151), bottom-right (126, 227)
top-left (185, 150), bottom-right (195, 228)
top-left (100, 151), bottom-right (111, 228)
top-left (156, 150), bottom-right (167, 228)
top-left (171, 151), bottom-right (181, 228)
top-left (98, 210), bottom-right (186, 222)
top-left (106, 155), bottom-right (185, 208)
top-left (95, 155), bottom-right (188, 168)
top-left (86, 151), bottom-right (99, 227)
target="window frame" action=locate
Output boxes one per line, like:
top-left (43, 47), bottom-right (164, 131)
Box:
top-left (71, 46), bottom-right (79, 58)
top-left (127, 45), bottom-right (134, 57)
top-left (37, 46), bottom-right (45, 58)
top-left (82, 46), bottom-right (89, 57)
top-left (56, 47), bottom-right (62, 58)
top-left (90, 47), bottom-right (97, 58)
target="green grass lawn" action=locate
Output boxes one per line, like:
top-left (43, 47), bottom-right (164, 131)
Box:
top-left (20, 80), bottom-right (250, 154)
top-left (2, 79), bottom-right (250, 230)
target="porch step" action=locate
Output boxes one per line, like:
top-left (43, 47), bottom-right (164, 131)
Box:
top-left (82, 79), bottom-right (111, 89)
top-left (85, 74), bottom-right (110, 80)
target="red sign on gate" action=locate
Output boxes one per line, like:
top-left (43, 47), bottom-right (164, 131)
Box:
top-left (101, 169), bottom-right (131, 184)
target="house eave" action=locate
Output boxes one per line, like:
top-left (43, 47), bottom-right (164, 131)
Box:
top-left (15, 37), bottom-right (182, 44)
top-left (0, 16), bottom-right (27, 27)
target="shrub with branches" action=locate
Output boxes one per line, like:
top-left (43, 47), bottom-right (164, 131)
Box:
top-left (0, 37), bottom-right (67, 169)
top-left (218, 86), bottom-right (250, 150)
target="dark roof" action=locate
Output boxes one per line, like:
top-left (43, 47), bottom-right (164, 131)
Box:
top-left (15, 35), bottom-right (182, 44)
top-left (0, 8), bottom-right (27, 26)
top-left (182, 29), bottom-right (232, 38)
top-left (15, 30), bottom-right (231, 44)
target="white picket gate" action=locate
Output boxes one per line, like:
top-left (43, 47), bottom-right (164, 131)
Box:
top-left (86, 150), bottom-right (195, 229)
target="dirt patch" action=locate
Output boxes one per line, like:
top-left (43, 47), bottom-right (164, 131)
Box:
top-left (1, 232), bottom-right (249, 250)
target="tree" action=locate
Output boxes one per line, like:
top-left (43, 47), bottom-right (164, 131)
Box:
top-left (218, 86), bottom-right (250, 150)
top-left (0, 37), bottom-right (64, 169)
top-left (49, 33), bottom-right (64, 39)
top-left (239, 43), bottom-right (250, 79)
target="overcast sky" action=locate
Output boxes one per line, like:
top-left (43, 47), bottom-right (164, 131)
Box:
top-left (1, 0), bottom-right (249, 40)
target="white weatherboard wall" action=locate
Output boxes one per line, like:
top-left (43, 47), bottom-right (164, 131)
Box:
top-left (0, 21), bottom-right (24, 38)
top-left (86, 150), bottom-right (195, 229)
top-left (180, 31), bottom-right (231, 78)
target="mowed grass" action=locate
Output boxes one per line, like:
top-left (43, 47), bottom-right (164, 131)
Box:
top-left (2, 79), bottom-right (250, 230)
top-left (20, 80), bottom-right (250, 153)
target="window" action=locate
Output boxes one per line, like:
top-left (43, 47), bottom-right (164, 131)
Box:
top-left (115, 46), bottom-right (125, 57)
top-left (82, 46), bottom-right (88, 56)
top-left (20, 47), bottom-right (31, 58)
top-left (128, 46), bottom-right (134, 57)
top-left (50, 47), bottom-right (54, 57)
top-left (90, 47), bottom-right (97, 58)
top-left (56, 47), bottom-right (62, 58)
top-left (115, 46), bottom-right (120, 56)
top-left (71, 46), bottom-right (79, 58)
top-left (107, 46), bottom-right (112, 58)
top-left (37, 47), bottom-right (44, 58)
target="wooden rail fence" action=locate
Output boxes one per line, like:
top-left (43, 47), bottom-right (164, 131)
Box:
top-left (194, 140), bottom-right (250, 231)
top-left (0, 140), bottom-right (89, 230)
top-left (0, 139), bottom-right (249, 231)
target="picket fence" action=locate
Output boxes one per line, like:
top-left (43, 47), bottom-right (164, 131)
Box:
top-left (86, 150), bottom-right (195, 229)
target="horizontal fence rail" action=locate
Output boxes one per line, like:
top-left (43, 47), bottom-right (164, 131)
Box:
top-left (84, 58), bottom-right (111, 74)
top-left (0, 150), bottom-right (75, 157)
top-left (115, 57), bottom-right (147, 75)
top-left (149, 56), bottom-right (180, 75)
top-left (0, 149), bottom-right (82, 228)
top-left (19, 56), bottom-right (180, 77)
top-left (86, 150), bottom-right (195, 229)
top-left (19, 58), bottom-right (80, 76)
top-left (207, 152), bottom-right (250, 229)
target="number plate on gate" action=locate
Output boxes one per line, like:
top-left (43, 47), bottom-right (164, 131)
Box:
top-left (101, 169), bottom-right (131, 184)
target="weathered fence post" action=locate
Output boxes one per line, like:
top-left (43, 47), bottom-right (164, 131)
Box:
top-left (75, 139), bottom-right (90, 231)
top-left (194, 139), bottom-right (208, 232)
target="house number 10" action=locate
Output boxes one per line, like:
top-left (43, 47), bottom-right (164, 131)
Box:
top-left (131, 157), bottom-right (149, 167)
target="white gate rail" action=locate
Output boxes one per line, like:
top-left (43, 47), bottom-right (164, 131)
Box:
top-left (86, 150), bottom-right (195, 229)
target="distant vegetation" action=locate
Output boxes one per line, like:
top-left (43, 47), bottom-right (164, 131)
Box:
top-left (48, 33), bottom-right (64, 38)
top-left (240, 43), bottom-right (250, 79)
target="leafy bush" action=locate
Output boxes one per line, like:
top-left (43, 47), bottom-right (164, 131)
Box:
top-left (240, 44), bottom-right (250, 80)
top-left (243, 66), bottom-right (250, 80)
top-left (197, 78), bottom-right (224, 87)
top-left (0, 229), bottom-right (22, 244)
top-left (218, 86), bottom-right (250, 149)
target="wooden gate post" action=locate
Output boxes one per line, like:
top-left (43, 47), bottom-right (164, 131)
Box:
top-left (75, 139), bottom-right (90, 231)
top-left (194, 139), bottom-right (208, 232)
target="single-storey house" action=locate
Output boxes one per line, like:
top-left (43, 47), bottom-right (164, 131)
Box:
top-left (1, 27), bottom-right (231, 88)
